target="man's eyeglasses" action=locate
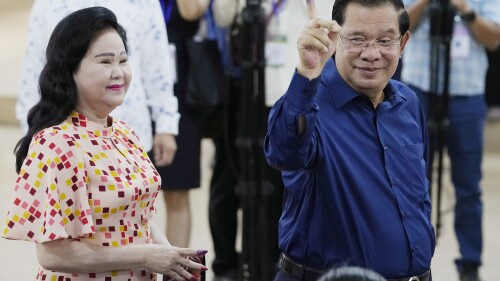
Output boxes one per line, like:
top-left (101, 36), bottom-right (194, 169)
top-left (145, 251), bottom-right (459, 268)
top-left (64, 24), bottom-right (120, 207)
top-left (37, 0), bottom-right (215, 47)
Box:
top-left (339, 35), bottom-right (402, 53)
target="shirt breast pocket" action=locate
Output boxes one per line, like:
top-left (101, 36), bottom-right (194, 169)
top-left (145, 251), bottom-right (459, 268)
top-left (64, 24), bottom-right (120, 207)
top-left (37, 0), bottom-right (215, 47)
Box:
top-left (402, 143), bottom-right (428, 196)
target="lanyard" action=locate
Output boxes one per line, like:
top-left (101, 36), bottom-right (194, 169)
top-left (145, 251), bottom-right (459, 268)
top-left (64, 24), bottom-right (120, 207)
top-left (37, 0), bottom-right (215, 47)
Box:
top-left (160, 0), bottom-right (174, 24)
top-left (206, 0), bottom-right (218, 39)
top-left (271, 0), bottom-right (285, 16)
top-left (267, 0), bottom-right (286, 25)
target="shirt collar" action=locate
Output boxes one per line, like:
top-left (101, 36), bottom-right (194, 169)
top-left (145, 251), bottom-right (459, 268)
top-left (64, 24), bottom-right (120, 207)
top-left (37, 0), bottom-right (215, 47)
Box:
top-left (69, 111), bottom-right (114, 138)
top-left (321, 59), bottom-right (408, 109)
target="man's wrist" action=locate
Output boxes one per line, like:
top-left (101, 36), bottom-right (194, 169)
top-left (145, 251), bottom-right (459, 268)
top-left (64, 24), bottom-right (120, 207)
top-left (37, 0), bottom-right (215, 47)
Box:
top-left (296, 66), bottom-right (322, 81)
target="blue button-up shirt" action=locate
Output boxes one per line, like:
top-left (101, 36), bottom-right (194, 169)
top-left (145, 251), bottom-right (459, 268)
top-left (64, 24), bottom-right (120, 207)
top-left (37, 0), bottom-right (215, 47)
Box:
top-left (264, 60), bottom-right (435, 278)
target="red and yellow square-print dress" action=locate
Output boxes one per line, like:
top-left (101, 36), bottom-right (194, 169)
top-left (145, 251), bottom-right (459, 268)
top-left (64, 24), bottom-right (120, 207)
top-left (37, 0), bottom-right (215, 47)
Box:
top-left (2, 112), bottom-right (162, 280)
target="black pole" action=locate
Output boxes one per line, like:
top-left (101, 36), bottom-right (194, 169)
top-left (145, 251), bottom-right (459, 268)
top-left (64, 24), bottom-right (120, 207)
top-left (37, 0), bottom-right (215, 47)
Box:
top-left (236, 1), bottom-right (275, 280)
top-left (428, 0), bottom-right (455, 240)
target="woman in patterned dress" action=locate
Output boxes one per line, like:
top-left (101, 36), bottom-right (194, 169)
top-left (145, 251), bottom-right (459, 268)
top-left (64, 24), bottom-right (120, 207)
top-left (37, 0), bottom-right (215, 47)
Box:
top-left (2, 7), bottom-right (206, 281)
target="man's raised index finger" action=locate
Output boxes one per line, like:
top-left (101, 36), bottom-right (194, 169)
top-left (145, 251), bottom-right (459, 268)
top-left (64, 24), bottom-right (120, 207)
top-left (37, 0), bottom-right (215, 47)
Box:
top-left (306, 0), bottom-right (317, 20)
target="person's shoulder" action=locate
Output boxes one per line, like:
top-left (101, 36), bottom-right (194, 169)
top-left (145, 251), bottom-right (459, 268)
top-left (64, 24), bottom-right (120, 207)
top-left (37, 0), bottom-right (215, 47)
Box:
top-left (33, 120), bottom-right (72, 139)
top-left (113, 117), bottom-right (134, 133)
top-left (389, 79), bottom-right (415, 94)
top-left (390, 79), bottom-right (410, 90)
top-left (112, 117), bottom-right (142, 142)
top-left (30, 120), bottom-right (79, 153)
top-left (34, 0), bottom-right (73, 14)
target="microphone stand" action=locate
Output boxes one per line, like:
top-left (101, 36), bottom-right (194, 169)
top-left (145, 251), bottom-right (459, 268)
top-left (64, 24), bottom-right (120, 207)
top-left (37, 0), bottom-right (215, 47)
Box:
top-left (428, 0), bottom-right (455, 240)
top-left (236, 0), bottom-right (276, 280)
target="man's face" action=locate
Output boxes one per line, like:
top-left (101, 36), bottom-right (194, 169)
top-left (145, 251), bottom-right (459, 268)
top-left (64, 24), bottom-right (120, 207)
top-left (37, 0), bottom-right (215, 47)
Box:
top-left (335, 3), bottom-right (409, 97)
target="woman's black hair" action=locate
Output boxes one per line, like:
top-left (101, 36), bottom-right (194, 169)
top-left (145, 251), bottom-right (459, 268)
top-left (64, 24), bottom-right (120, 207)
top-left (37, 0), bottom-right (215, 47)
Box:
top-left (331, 0), bottom-right (410, 35)
top-left (14, 6), bottom-right (128, 173)
top-left (318, 266), bottom-right (388, 281)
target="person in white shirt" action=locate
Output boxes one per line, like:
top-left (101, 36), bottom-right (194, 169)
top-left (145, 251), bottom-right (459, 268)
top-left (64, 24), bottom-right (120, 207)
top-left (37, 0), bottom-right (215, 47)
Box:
top-left (16, 0), bottom-right (179, 168)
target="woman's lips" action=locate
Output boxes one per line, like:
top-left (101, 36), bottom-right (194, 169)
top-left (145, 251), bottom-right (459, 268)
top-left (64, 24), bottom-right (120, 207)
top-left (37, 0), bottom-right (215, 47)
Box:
top-left (107, 84), bottom-right (122, 90)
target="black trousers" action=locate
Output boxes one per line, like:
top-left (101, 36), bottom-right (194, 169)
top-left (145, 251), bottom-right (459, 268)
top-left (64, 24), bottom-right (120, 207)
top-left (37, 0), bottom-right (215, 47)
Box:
top-left (208, 77), bottom-right (283, 278)
top-left (486, 48), bottom-right (500, 107)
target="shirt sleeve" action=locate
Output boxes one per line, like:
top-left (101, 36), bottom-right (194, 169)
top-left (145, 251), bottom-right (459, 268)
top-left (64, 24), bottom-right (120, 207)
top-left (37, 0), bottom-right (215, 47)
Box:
top-left (480, 0), bottom-right (500, 24)
top-left (16, 0), bottom-right (49, 133)
top-left (141, 0), bottom-right (180, 135)
top-left (2, 130), bottom-right (94, 243)
top-left (264, 70), bottom-right (320, 171)
top-left (402, 0), bottom-right (414, 7)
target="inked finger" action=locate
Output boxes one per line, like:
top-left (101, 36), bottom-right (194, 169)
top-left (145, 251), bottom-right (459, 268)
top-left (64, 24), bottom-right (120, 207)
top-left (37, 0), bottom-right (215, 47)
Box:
top-left (306, 0), bottom-right (317, 20)
top-left (179, 248), bottom-right (208, 258)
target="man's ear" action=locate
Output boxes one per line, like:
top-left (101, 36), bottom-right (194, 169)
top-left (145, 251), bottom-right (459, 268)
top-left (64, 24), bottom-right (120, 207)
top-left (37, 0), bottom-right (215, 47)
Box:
top-left (399, 31), bottom-right (411, 56)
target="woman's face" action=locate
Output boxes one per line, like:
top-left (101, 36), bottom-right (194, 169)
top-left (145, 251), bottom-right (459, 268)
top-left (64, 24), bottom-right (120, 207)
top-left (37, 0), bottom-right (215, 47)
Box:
top-left (74, 29), bottom-right (131, 119)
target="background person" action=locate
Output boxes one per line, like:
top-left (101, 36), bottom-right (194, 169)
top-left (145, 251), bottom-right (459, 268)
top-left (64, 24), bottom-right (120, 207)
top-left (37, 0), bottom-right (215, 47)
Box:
top-left (486, 47), bottom-right (500, 120)
top-left (317, 266), bottom-right (387, 281)
top-left (154, 0), bottom-right (212, 249)
top-left (401, 0), bottom-right (500, 279)
top-left (2, 7), bottom-right (206, 281)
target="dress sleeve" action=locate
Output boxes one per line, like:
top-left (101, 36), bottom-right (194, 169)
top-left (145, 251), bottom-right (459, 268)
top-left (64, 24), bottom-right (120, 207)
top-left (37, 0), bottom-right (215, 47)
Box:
top-left (2, 130), bottom-right (94, 243)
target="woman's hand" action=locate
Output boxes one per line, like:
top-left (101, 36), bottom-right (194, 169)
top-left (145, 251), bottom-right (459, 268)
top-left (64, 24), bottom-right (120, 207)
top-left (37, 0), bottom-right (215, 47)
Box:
top-left (144, 245), bottom-right (207, 281)
top-left (36, 238), bottom-right (207, 280)
top-left (153, 133), bottom-right (177, 167)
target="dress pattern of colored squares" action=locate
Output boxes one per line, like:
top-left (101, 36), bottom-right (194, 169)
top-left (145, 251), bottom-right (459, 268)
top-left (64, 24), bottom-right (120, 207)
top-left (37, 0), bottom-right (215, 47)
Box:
top-left (2, 111), bottom-right (161, 281)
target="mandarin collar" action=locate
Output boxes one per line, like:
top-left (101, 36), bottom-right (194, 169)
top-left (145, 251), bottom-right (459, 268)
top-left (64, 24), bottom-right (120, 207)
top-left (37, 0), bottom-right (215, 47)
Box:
top-left (69, 111), bottom-right (114, 138)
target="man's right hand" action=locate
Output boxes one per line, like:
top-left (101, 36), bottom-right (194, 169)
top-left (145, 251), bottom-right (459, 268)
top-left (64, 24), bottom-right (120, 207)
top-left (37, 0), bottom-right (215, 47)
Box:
top-left (296, 0), bottom-right (341, 80)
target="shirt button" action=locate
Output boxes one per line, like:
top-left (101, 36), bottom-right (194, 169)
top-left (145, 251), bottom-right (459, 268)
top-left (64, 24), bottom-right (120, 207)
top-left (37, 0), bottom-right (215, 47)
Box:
top-left (141, 216), bottom-right (148, 225)
top-left (133, 166), bottom-right (140, 173)
top-left (392, 179), bottom-right (397, 184)
top-left (383, 146), bottom-right (388, 151)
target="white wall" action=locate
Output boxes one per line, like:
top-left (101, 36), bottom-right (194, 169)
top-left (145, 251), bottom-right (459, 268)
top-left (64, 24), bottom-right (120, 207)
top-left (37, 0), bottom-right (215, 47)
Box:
top-left (0, 0), bottom-right (31, 98)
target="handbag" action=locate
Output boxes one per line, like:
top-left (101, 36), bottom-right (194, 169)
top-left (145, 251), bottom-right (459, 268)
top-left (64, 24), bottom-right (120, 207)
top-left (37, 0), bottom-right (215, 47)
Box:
top-left (184, 38), bottom-right (225, 113)
top-left (184, 4), bottom-right (226, 138)
top-left (184, 0), bottom-right (225, 114)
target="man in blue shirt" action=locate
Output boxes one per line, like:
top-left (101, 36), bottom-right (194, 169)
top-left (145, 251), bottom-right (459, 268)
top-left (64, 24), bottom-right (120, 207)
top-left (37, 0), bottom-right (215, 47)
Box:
top-left (402, 0), bottom-right (500, 279)
top-left (264, 0), bottom-right (435, 280)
